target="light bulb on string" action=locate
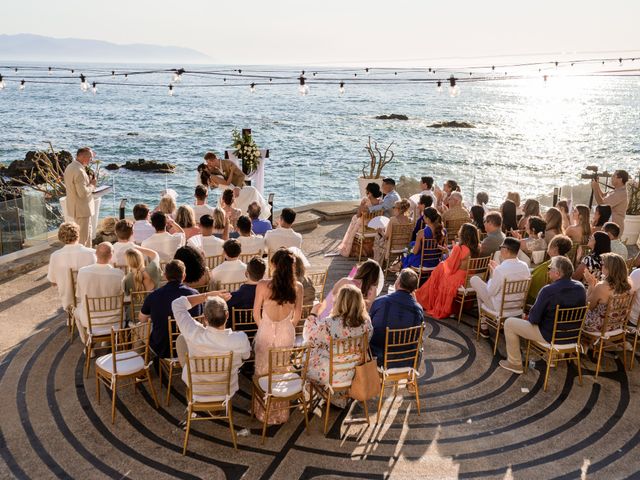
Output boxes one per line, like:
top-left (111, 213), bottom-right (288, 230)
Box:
top-left (298, 76), bottom-right (309, 95)
top-left (250, 83), bottom-right (256, 93)
top-left (269, 78), bottom-right (272, 83)
top-left (168, 85), bottom-right (174, 96)
top-left (14, 67), bottom-right (18, 72)
top-left (172, 68), bottom-right (185, 83)
top-left (543, 75), bottom-right (548, 83)
top-left (19, 80), bottom-right (25, 91)
top-left (0, 74), bottom-right (5, 90)
top-left (48, 66), bottom-right (52, 75)
top-left (111, 70), bottom-right (116, 79)
top-left (80, 74), bottom-right (89, 92)
top-left (92, 82), bottom-right (97, 94)
top-left (339, 81), bottom-right (345, 95)
top-left (71, 69), bottom-right (75, 74)
top-left (124, 74), bottom-right (128, 81)
top-left (448, 76), bottom-right (459, 97)
top-left (365, 67), bottom-right (369, 74)
top-left (436, 80), bottom-right (443, 93)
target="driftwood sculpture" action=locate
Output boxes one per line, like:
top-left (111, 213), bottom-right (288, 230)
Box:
top-left (362, 136), bottom-right (395, 179)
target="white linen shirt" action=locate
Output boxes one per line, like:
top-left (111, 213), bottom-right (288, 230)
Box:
top-left (133, 220), bottom-right (155, 244)
top-left (188, 234), bottom-right (225, 258)
top-left (171, 296), bottom-right (250, 395)
top-left (75, 263), bottom-right (124, 328)
top-left (192, 204), bottom-right (215, 223)
top-left (264, 227), bottom-right (302, 254)
top-left (238, 235), bottom-right (265, 255)
top-left (210, 259), bottom-right (247, 286)
top-left (483, 258), bottom-right (531, 311)
top-left (142, 231), bottom-right (185, 262)
top-left (112, 241), bottom-right (138, 267)
top-left (47, 243), bottom-right (97, 309)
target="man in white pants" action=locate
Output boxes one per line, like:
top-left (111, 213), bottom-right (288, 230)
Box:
top-left (470, 237), bottom-right (531, 338)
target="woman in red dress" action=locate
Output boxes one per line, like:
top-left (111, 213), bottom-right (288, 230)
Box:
top-left (416, 223), bottom-right (479, 319)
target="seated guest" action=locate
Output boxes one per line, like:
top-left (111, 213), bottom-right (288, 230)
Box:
top-left (188, 214), bottom-right (225, 257)
top-left (410, 194), bottom-right (434, 243)
top-left (123, 248), bottom-right (161, 295)
top-left (471, 238), bottom-right (531, 338)
top-left (368, 178), bottom-right (400, 217)
top-left (304, 284), bottom-right (373, 407)
top-left (501, 199), bottom-right (519, 233)
top-left (210, 239), bottom-right (247, 287)
top-left (470, 205), bottom-right (486, 232)
top-left (555, 199), bottom-right (571, 231)
top-left (591, 204), bottom-right (612, 233)
top-left (373, 199), bottom-right (412, 265)
top-left (436, 179), bottom-right (461, 210)
top-left (295, 254), bottom-right (317, 305)
top-left (132, 203), bottom-right (155, 244)
top-left (402, 207), bottom-right (445, 269)
top-left (175, 205), bottom-right (201, 241)
top-left (338, 182), bottom-right (383, 256)
top-left (155, 194), bottom-right (177, 219)
top-left (227, 257), bottom-right (266, 312)
top-left (221, 188), bottom-right (242, 228)
top-left (573, 231), bottom-right (611, 282)
top-left (264, 208), bottom-right (303, 253)
top-left (192, 185), bottom-right (215, 222)
top-left (75, 242), bottom-right (125, 344)
top-left (236, 215), bottom-right (265, 254)
top-left (319, 259), bottom-right (381, 318)
top-left (479, 212), bottom-right (506, 257)
top-left (172, 292), bottom-right (251, 396)
top-left (517, 199), bottom-right (541, 231)
top-left (441, 192), bottom-right (471, 224)
top-left (512, 216), bottom-right (547, 259)
top-left (416, 223), bottom-right (479, 319)
top-left (141, 211), bottom-right (186, 262)
top-left (139, 260), bottom-right (202, 359)
top-left (564, 205), bottom-right (591, 245)
top-left (112, 219), bottom-right (144, 266)
top-left (93, 216), bottom-right (118, 245)
top-left (526, 235), bottom-right (573, 304)
top-left (603, 222), bottom-right (628, 259)
top-left (249, 201), bottom-right (272, 236)
top-left (211, 207), bottom-right (237, 238)
top-left (629, 266), bottom-right (640, 328)
top-left (476, 191), bottom-right (489, 212)
top-left (506, 192), bottom-right (523, 217)
top-left (499, 256), bottom-right (586, 374)
top-left (369, 269), bottom-right (424, 366)
top-left (582, 253), bottom-right (631, 335)
top-left (174, 246), bottom-right (210, 290)
top-left (47, 222), bottom-right (96, 311)
top-left (419, 176), bottom-right (437, 205)
top-left (544, 207), bottom-right (564, 244)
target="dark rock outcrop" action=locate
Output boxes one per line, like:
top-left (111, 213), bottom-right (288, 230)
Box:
top-left (104, 163), bottom-right (120, 171)
top-left (428, 120), bottom-right (476, 128)
top-left (0, 150), bottom-right (73, 184)
top-left (375, 114), bottom-right (409, 120)
top-left (122, 159), bottom-right (175, 173)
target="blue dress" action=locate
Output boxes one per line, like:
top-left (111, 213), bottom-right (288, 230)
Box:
top-left (402, 226), bottom-right (442, 268)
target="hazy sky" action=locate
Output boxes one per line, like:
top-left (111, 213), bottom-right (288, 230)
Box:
top-left (2, 0), bottom-right (639, 65)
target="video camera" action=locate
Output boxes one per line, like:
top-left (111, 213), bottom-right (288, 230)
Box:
top-left (580, 165), bottom-right (613, 182)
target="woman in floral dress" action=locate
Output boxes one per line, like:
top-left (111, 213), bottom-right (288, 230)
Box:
top-left (303, 284), bottom-right (373, 407)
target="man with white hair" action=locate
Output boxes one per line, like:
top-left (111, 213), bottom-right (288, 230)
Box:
top-left (75, 242), bottom-right (125, 344)
top-left (441, 191), bottom-right (471, 224)
top-left (63, 147), bottom-right (96, 246)
top-left (172, 292), bottom-right (251, 396)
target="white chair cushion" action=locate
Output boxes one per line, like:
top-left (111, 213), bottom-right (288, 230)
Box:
top-left (378, 366), bottom-right (413, 376)
top-left (192, 393), bottom-right (227, 403)
top-left (258, 372), bottom-right (303, 397)
top-left (481, 306), bottom-right (523, 319)
top-left (534, 341), bottom-right (578, 351)
top-left (90, 325), bottom-right (115, 336)
top-left (457, 286), bottom-right (476, 294)
top-left (96, 351), bottom-right (145, 375)
top-left (583, 328), bottom-right (625, 339)
top-left (294, 335), bottom-right (306, 347)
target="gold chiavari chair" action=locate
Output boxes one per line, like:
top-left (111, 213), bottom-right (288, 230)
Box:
top-left (353, 210), bottom-right (384, 261)
top-left (239, 252), bottom-right (261, 264)
top-left (382, 223), bottom-right (414, 276)
top-left (626, 252), bottom-right (639, 274)
top-left (129, 290), bottom-right (152, 324)
top-left (567, 243), bottom-right (580, 268)
top-left (294, 304), bottom-right (314, 346)
top-left (231, 308), bottom-right (258, 361)
top-left (251, 345), bottom-right (310, 444)
top-left (582, 292), bottom-right (634, 378)
top-left (524, 304), bottom-right (589, 391)
top-left (376, 324), bottom-right (425, 423)
top-left (95, 322), bottom-right (158, 424)
top-left (477, 278), bottom-right (531, 355)
top-left (183, 352), bottom-right (237, 454)
top-left (454, 256), bottom-right (491, 323)
top-left (205, 255), bottom-right (224, 270)
top-left (159, 317), bottom-right (183, 406)
top-left (307, 268), bottom-right (329, 302)
top-left (478, 231), bottom-right (488, 241)
top-left (214, 280), bottom-right (245, 292)
top-left (310, 333), bottom-right (368, 435)
top-left (444, 218), bottom-right (468, 245)
top-left (409, 238), bottom-right (444, 286)
top-left (67, 268), bottom-right (79, 342)
top-left (84, 293), bottom-right (125, 378)
top-left (576, 245), bottom-right (591, 266)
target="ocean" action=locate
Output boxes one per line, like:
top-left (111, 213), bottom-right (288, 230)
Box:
top-left (1, 63), bottom-right (638, 217)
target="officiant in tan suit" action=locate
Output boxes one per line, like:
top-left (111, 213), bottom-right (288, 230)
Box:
top-left (63, 147), bottom-right (96, 247)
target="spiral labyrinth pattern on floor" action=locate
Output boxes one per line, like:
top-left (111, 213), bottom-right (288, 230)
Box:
top-left (2, 310), bottom-right (640, 480)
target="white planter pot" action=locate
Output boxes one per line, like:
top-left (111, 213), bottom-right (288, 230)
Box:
top-left (621, 214), bottom-right (640, 248)
top-left (358, 177), bottom-right (384, 199)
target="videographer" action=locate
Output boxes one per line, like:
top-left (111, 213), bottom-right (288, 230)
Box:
top-left (591, 169), bottom-right (629, 234)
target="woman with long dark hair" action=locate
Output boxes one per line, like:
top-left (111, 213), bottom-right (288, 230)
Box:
top-left (253, 248), bottom-right (303, 424)
top-left (591, 205), bottom-right (612, 233)
top-left (173, 245), bottom-right (210, 289)
top-left (573, 231), bottom-right (611, 283)
top-left (470, 205), bottom-right (486, 232)
top-left (416, 223), bottom-right (479, 318)
top-left (401, 207), bottom-right (446, 269)
top-left (501, 200), bottom-right (519, 233)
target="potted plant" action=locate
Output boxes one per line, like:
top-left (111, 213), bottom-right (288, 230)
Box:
top-left (358, 136), bottom-right (395, 198)
top-left (622, 170), bottom-right (640, 247)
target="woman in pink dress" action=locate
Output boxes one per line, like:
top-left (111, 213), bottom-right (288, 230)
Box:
top-left (337, 183), bottom-right (382, 257)
top-left (253, 248), bottom-right (303, 424)
top-left (416, 223), bottom-right (479, 319)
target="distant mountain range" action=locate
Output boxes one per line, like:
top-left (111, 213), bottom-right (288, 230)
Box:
top-left (0, 34), bottom-right (211, 63)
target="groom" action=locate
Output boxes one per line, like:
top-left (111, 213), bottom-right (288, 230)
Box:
top-left (204, 151), bottom-right (246, 188)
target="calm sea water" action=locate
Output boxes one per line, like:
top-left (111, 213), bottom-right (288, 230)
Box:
top-left (1, 63), bottom-right (639, 216)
